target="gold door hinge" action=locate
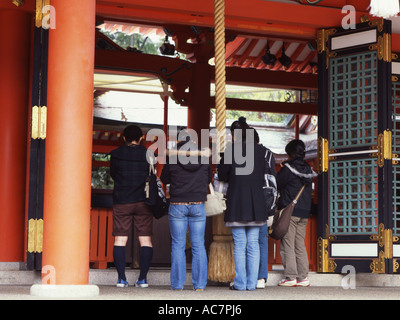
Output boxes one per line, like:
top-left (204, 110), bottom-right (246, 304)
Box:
top-left (317, 237), bottom-right (337, 273)
top-left (377, 130), bottom-right (392, 167)
top-left (370, 223), bottom-right (399, 273)
top-left (27, 219), bottom-right (43, 254)
top-left (369, 33), bottom-right (391, 62)
top-left (369, 35), bottom-right (384, 60)
top-left (32, 106), bottom-right (47, 140)
top-left (317, 137), bottom-right (329, 174)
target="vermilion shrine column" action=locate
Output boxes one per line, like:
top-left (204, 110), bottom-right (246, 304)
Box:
top-left (30, 0), bottom-right (99, 297)
top-left (0, 9), bottom-right (31, 263)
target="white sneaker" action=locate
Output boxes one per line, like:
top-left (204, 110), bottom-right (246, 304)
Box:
top-left (278, 278), bottom-right (297, 287)
top-left (256, 279), bottom-right (266, 289)
top-left (296, 277), bottom-right (310, 287)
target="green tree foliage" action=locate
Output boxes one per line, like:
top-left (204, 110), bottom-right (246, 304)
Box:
top-left (222, 90), bottom-right (296, 124)
top-left (102, 31), bottom-right (160, 54)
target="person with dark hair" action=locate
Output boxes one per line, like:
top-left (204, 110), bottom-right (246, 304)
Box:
top-left (218, 117), bottom-right (268, 291)
top-left (110, 124), bottom-right (154, 288)
top-left (160, 130), bottom-right (212, 291)
top-left (276, 139), bottom-right (317, 287)
top-left (252, 127), bottom-right (277, 289)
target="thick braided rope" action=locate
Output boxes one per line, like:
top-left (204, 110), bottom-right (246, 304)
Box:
top-left (214, 0), bottom-right (227, 153)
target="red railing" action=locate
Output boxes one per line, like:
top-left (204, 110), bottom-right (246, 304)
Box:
top-left (89, 207), bottom-right (318, 271)
top-left (90, 208), bottom-right (114, 269)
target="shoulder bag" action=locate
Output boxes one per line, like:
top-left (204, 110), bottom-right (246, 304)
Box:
top-left (204, 183), bottom-right (226, 217)
top-left (269, 185), bottom-right (306, 240)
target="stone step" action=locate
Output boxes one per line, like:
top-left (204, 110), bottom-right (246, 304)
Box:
top-left (2, 267), bottom-right (400, 287)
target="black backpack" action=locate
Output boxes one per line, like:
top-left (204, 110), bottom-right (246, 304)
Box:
top-left (145, 164), bottom-right (169, 219)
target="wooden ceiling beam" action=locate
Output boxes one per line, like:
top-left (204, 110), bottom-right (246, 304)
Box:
top-left (95, 47), bottom-right (317, 90)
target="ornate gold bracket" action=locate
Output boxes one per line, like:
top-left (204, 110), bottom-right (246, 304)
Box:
top-left (370, 223), bottom-right (399, 273)
top-left (317, 237), bottom-right (337, 273)
top-left (368, 18), bottom-right (384, 33)
top-left (317, 28), bottom-right (337, 69)
top-left (32, 106), bottom-right (47, 140)
top-left (370, 251), bottom-right (385, 273)
top-left (28, 219), bottom-right (43, 254)
top-left (317, 28), bottom-right (337, 54)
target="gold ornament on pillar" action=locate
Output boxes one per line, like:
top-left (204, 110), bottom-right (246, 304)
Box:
top-left (369, 0), bottom-right (400, 19)
top-left (12, 0), bottom-right (25, 6)
top-left (35, 0), bottom-right (51, 28)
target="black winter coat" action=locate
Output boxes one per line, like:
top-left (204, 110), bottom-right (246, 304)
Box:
top-left (276, 157), bottom-right (317, 218)
top-left (218, 142), bottom-right (267, 223)
top-left (110, 144), bottom-right (149, 204)
top-left (160, 141), bottom-right (212, 203)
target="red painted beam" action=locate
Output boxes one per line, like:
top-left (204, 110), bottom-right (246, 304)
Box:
top-left (95, 49), bottom-right (192, 83)
top-left (96, 0), bottom-right (371, 39)
top-left (224, 67), bottom-right (317, 90)
top-left (95, 48), bottom-right (317, 90)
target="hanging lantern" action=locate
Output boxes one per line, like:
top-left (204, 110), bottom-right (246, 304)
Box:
top-left (369, 0), bottom-right (400, 19)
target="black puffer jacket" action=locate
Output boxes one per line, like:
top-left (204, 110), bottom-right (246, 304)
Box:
top-left (110, 144), bottom-right (149, 204)
top-left (276, 157), bottom-right (317, 218)
top-left (160, 141), bottom-right (212, 203)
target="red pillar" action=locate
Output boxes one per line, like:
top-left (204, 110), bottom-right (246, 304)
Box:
top-left (0, 9), bottom-right (31, 262)
top-left (41, 0), bottom-right (96, 285)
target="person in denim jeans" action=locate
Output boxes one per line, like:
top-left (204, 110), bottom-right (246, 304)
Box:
top-left (168, 203), bottom-right (208, 290)
top-left (160, 131), bottom-right (212, 291)
top-left (254, 128), bottom-right (276, 289)
top-left (218, 118), bottom-right (268, 291)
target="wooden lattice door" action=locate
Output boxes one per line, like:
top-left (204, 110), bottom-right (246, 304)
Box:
top-left (317, 18), bottom-right (394, 274)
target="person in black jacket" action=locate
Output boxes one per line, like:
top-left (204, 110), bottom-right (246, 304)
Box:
top-left (276, 139), bottom-right (317, 287)
top-left (160, 130), bottom-right (212, 291)
top-left (218, 118), bottom-right (268, 291)
top-left (110, 125), bottom-right (153, 288)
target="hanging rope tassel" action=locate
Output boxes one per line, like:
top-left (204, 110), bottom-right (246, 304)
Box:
top-left (369, 0), bottom-right (400, 19)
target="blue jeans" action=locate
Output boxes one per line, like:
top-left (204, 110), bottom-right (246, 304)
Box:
top-left (231, 226), bottom-right (260, 291)
top-left (168, 203), bottom-right (208, 290)
top-left (258, 224), bottom-right (269, 281)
